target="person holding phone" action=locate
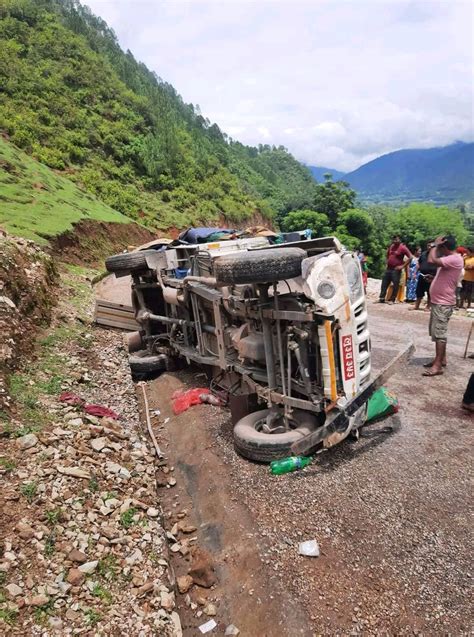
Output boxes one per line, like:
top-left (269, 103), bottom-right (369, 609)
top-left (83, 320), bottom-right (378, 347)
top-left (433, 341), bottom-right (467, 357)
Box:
top-left (423, 235), bottom-right (463, 377)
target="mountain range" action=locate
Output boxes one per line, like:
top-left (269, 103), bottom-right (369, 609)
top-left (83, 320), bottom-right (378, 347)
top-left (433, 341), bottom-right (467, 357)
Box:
top-left (309, 142), bottom-right (474, 204)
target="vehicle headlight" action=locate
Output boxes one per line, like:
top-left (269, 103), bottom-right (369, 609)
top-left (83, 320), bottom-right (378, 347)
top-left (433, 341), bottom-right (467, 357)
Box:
top-left (317, 280), bottom-right (336, 299)
top-left (345, 259), bottom-right (363, 302)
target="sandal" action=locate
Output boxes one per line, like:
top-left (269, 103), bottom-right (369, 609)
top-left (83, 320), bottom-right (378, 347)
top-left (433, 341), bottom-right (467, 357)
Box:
top-left (422, 369), bottom-right (444, 377)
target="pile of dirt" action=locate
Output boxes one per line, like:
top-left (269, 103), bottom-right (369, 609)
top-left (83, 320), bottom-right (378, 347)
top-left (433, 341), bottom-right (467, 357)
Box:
top-left (0, 233), bottom-right (58, 411)
top-left (50, 220), bottom-right (157, 267)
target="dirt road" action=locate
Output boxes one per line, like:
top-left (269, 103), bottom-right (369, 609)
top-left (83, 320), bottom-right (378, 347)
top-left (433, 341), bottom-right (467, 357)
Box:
top-left (143, 300), bottom-right (473, 636)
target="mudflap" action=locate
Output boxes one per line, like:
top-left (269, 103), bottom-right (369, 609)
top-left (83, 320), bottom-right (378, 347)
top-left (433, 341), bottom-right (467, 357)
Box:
top-left (323, 403), bottom-right (367, 448)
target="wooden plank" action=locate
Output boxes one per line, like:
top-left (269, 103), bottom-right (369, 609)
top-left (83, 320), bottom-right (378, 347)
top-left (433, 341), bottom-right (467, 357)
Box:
top-left (94, 299), bottom-right (139, 331)
top-left (95, 299), bottom-right (135, 312)
top-left (95, 317), bottom-right (139, 331)
top-left (96, 307), bottom-right (137, 320)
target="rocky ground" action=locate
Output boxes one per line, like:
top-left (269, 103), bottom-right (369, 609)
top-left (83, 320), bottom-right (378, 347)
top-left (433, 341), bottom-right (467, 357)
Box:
top-left (0, 265), bottom-right (183, 635)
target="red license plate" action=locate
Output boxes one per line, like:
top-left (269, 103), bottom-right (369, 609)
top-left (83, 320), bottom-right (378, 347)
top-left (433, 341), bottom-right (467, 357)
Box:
top-left (342, 335), bottom-right (355, 380)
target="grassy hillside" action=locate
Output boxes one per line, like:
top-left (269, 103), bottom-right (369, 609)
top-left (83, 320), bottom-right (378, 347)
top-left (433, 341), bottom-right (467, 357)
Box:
top-left (0, 136), bottom-right (129, 243)
top-left (0, 0), bottom-right (316, 230)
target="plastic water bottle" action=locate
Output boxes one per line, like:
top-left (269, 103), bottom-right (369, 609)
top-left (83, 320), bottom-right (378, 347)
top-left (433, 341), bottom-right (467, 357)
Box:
top-left (270, 455), bottom-right (313, 475)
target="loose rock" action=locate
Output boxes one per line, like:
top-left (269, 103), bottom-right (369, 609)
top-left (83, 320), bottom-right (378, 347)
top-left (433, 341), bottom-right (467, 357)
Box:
top-left (17, 433), bottom-right (38, 450)
top-left (188, 548), bottom-right (217, 588)
top-left (177, 575), bottom-right (194, 594)
top-left (66, 568), bottom-right (85, 586)
top-left (68, 549), bottom-right (87, 563)
top-left (5, 583), bottom-right (23, 598)
top-left (78, 560), bottom-right (98, 574)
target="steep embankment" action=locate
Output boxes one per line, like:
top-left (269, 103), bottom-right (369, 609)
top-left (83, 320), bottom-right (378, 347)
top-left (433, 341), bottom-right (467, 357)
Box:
top-left (0, 234), bottom-right (58, 413)
top-left (0, 0), bottom-right (316, 230)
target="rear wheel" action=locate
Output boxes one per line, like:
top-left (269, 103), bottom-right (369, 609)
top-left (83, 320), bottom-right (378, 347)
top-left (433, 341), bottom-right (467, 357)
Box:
top-left (233, 408), bottom-right (319, 463)
top-left (129, 349), bottom-right (169, 379)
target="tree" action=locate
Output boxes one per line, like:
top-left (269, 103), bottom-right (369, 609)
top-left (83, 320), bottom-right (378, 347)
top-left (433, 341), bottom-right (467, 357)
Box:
top-left (313, 175), bottom-right (356, 227)
top-left (336, 208), bottom-right (386, 275)
top-left (281, 210), bottom-right (331, 237)
top-left (390, 203), bottom-right (469, 249)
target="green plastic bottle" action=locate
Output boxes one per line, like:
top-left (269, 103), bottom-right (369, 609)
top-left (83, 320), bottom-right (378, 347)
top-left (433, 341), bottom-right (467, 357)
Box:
top-left (270, 455), bottom-right (313, 475)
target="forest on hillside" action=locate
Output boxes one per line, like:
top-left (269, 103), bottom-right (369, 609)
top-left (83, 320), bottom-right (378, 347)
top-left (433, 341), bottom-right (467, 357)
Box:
top-left (0, 0), bottom-right (317, 228)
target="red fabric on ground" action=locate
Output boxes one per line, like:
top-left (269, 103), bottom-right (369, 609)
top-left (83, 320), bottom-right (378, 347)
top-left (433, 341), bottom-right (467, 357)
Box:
top-left (84, 404), bottom-right (120, 420)
top-left (171, 388), bottom-right (210, 415)
top-left (59, 392), bottom-right (84, 406)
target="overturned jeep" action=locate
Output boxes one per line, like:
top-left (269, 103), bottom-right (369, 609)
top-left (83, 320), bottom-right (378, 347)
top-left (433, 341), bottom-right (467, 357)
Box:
top-left (106, 235), bottom-right (410, 462)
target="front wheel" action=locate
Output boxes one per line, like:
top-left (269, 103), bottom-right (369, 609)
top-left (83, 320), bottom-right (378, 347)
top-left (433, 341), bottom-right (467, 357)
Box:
top-left (233, 408), bottom-right (319, 463)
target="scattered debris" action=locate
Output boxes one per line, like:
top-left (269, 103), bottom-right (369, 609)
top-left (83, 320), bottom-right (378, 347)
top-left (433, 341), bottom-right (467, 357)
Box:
top-left (171, 388), bottom-right (211, 414)
top-left (204, 603), bottom-right (217, 616)
top-left (298, 539), bottom-right (320, 557)
top-left (198, 618), bottom-right (218, 634)
top-left (225, 625), bottom-right (240, 636)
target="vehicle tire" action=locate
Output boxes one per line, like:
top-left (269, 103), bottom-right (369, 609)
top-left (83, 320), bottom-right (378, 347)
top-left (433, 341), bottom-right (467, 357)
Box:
top-left (233, 408), bottom-right (318, 463)
top-left (105, 250), bottom-right (157, 274)
top-left (129, 349), bottom-right (169, 375)
top-left (123, 331), bottom-right (144, 354)
top-left (214, 247), bottom-right (306, 285)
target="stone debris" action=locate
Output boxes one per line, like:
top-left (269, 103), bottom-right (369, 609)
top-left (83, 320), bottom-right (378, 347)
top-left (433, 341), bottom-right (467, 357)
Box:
top-left (67, 549), bottom-right (88, 563)
top-left (204, 603), bottom-right (217, 617)
top-left (225, 625), bottom-right (240, 636)
top-left (56, 465), bottom-right (91, 479)
top-left (16, 433), bottom-right (39, 450)
top-left (78, 560), bottom-right (98, 574)
top-left (188, 548), bottom-right (218, 588)
top-left (0, 265), bottom-right (180, 636)
top-left (5, 583), bottom-right (23, 598)
top-left (176, 575), bottom-right (194, 594)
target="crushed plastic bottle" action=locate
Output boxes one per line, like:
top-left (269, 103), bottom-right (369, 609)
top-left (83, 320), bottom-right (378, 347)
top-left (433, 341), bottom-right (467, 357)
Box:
top-left (270, 455), bottom-right (313, 475)
top-left (298, 539), bottom-right (320, 557)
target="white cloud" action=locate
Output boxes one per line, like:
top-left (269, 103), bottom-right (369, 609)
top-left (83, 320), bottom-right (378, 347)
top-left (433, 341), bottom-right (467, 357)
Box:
top-left (84, 0), bottom-right (474, 171)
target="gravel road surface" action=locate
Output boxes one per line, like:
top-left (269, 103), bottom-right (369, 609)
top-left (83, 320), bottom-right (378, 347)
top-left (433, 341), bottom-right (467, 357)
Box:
top-left (150, 294), bottom-right (473, 636)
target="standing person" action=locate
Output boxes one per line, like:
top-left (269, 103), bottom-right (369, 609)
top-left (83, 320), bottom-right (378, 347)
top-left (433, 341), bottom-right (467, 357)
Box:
top-left (460, 247), bottom-right (474, 309)
top-left (378, 235), bottom-right (412, 304)
top-left (406, 247), bottom-right (421, 302)
top-left (423, 235), bottom-right (463, 377)
top-left (410, 241), bottom-right (438, 311)
top-left (356, 248), bottom-right (368, 293)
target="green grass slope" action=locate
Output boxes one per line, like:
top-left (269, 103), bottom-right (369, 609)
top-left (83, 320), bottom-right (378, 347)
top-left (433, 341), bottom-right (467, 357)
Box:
top-left (0, 137), bottom-right (129, 244)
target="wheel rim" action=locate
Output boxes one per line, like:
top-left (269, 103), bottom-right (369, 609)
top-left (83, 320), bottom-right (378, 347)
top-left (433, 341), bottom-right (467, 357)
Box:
top-left (254, 414), bottom-right (299, 435)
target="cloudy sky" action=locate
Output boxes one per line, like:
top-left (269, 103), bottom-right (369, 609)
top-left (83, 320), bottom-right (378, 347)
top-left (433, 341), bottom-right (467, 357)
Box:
top-left (85, 0), bottom-right (473, 172)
